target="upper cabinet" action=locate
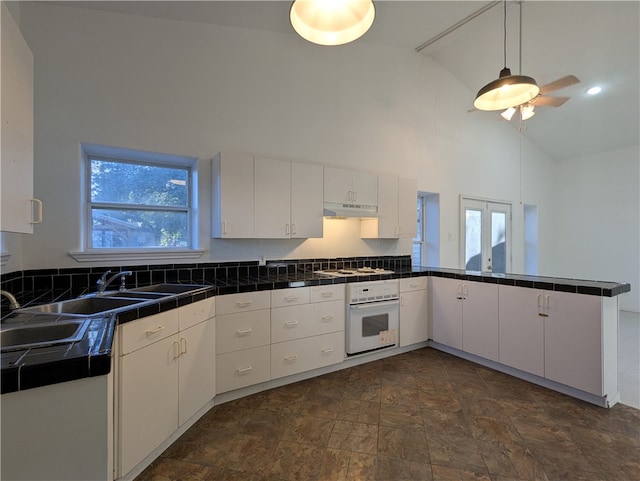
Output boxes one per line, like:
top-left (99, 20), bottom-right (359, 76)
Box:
top-left (1, 4), bottom-right (40, 233)
top-left (213, 153), bottom-right (323, 239)
top-left (253, 157), bottom-right (324, 239)
top-left (361, 175), bottom-right (417, 238)
top-left (324, 166), bottom-right (377, 207)
top-left (212, 152), bottom-right (254, 238)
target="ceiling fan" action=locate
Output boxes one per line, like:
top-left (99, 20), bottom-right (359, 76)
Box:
top-left (500, 74), bottom-right (581, 121)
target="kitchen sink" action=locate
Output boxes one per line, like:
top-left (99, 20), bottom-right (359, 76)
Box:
top-left (0, 319), bottom-right (90, 352)
top-left (18, 297), bottom-right (144, 316)
top-left (102, 291), bottom-right (171, 300)
top-left (129, 284), bottom-right (209, 294)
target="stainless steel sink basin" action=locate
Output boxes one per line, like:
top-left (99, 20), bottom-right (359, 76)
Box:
top-left (129, 284), bottom-right (209, 294)
top-left (0, 319), bottom-right (90, 352)
top-left (103, 291), bottom-right (171, 300)
top-left (18, 297), bottom-right (143, 315)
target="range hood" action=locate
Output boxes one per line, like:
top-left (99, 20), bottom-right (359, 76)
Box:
top-left (323, 202), bottom-right (378, 218)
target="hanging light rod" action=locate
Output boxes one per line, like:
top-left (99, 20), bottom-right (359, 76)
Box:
top-left (290, 0), bottom-right (376, 46)
top-left (473, 0), bottom-right (539, 111)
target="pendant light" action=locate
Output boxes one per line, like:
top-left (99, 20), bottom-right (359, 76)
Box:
top-left (290, 0), bottom-right (375, 46)
top-left (473, 0), bottom-right (539, 111)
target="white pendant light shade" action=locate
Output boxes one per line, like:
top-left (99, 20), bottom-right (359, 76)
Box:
top-left (290, 0), bottom-right (375, 46)
top-left (474, 67), bottom-right (539, 111)
top-left (500, 106), bottom-right (517, 121)
top-left (520, 103), bottom-right (535, 120)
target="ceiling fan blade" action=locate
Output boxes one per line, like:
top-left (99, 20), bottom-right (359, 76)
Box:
top-left (538, 75), bottom-right (580, 95)
top-left (533, 96), bottom-right (570, 107)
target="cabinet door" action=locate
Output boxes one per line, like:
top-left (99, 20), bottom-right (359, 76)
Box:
top-left (119, 335), bottom-right (179, 476)
top-left (498, 285), bottom-right (544, 377)
top-left (544, 291), bottom-right (603, 395)
top-left (178, 318), bottom-right (215, 426)
top-left (375, 174), bottom-right (399, 238)
top-left (352, 171), bottom-right (378, 206)
top-left (212, 152), bottom-right (254, 238)
top-left (254, 157), bottom-right (291, 238)
top-left (291, 162), bottom-right (323, 238)
top-left (431, 277), bottom-right (463, 349)
top-left (323, 166), bottom-right (354, 204)
top-left (399, 289), bottom-right (429, 347)
top-left (462, 282), bottom-right (499, 362)
top-left (397, 177), bottom-right (417, 238)
top-left (1, 4), bottom-right (35, 233)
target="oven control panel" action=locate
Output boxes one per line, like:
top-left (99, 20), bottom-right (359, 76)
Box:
top-left (346, 279), bottom-right (399, 304)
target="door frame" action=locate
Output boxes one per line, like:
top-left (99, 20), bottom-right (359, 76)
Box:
top-left (459, 195), bottom-right (512, 273)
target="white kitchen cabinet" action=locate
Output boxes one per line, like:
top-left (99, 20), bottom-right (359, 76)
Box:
top-left (118, 299), bottom-right (215, 477)
top-left (361, 175), bottom-right (417, 239)
top-left (254, 157), bottom-right (291, 239)
top-left (1, 4), bottom-right (40, 233)
top-left (212, 152), bottom-right (254, 238)
top-left (290, 161), bottom-right (323, 238)
top-left (324, 166), bottom-right (377, 206)
top-left (215, 291), bottom-right (271, 394)
top-left (270, 284), bottom-right (345, 380)
top-left (399, 277), bottom-right (429, 347)
top-left (498, 285), bottom-right (545, 377)
top-left (431, 277), bottom-right (499, 361)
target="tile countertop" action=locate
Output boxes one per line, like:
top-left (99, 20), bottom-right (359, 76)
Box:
top-left (0, 268), bottom-right (630, 394)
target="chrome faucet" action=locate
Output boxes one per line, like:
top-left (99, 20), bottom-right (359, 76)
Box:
top-left (97, 270), bottom-right (133, 295)
top-left (0, 290), bottom-right (20, 310)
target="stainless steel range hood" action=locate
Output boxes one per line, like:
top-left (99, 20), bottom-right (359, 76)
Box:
top-left (323, 202), bottom-right (378, 218)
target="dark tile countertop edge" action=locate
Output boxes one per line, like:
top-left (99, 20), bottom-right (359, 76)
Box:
top-left (1, 269), bottom-right (630, 395)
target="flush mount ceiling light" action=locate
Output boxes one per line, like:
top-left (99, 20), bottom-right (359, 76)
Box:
top-left (473, 0), bottom-right (539, 111)
top-left (290, 0), bottom-right (375, 46)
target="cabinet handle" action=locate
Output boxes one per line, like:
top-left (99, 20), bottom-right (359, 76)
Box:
top-left (237, 365), bottom-right (252, 374)
top-left (222, 221), bottom-right (227, 235)
top-left (236, 301), bottom-right (252, 308)
top-left (30, 198), bottom-right (43, 224)
top-left (180, 337), bottom-right (187, 355)
top-left (236, 328), bottom-right (253, 336)
top-left (284, 295), bottom-right (299, 302)
top-left (321, 347), bottom-right (334, 354)
top-left (398, 225), bottom-right (403, 236)
top-left (400, 295), bottom-right (405, 307)
top-left (285, 223), bottom-right (290, 235)
top-left (173, 341), bottom-right (181, 359)
top-left (145, 325), bottom-right (164, 336)
top-left (321, 315), bottom-right (334, 322)
top-left (284, 354), bottom-right (298, 363)
top-left (462, 284), bottom-right (468, 298)
top-left (284, 320), bottom-right (298, 328)
top-left (291, 222), bottom-right (296, 235)
top-left (538, 313), bottom-right (549, 317)
top-left (320, 291), bottom-right (333, 298)
top-left (537, 294), bottom-right (542, 308)
top-left (353, 191), bottom-right (357, 202)
top-left (545, 295), bottom-right (550, 310)
top-left (410, 283), bottom-right (419, 289)
top-left (348, 190), bottom-right (353, 202)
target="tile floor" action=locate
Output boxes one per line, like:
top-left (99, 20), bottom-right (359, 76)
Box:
top-left (136, 338), bottom-right (640, 481)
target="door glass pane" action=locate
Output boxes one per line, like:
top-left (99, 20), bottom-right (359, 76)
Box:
top-left (491, 212), bottom-right (506, 273)
top-left (465, 209), bottom-right (482, 271)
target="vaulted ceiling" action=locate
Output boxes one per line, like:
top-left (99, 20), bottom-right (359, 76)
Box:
top-left (45, 1), bottom-right (639, 161)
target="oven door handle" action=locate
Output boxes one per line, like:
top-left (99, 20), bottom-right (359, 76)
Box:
top-left (349, 299), bottom-right (399, 310)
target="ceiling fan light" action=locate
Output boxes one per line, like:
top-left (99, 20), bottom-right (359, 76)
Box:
top-left (290, 0), bottom-right (375, 46)
top-left (474, 68), bottom-right (540, 111)
top-left (501, 107), bottom-right (517, 121)
top-left (520, 103), bottom-right (535, 120)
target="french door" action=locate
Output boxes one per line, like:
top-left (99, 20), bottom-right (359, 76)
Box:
top-left (460, 197), bottom-right (511, 273)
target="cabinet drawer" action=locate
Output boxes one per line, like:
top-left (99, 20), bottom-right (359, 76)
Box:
top-left (271, 300), bottom-right (345, 343)
top-left (216, 310), bottom-right (270, 354)
top-left (120, 311), bottom-right (179, 355)
top-left (271, 287), bottom-right (309, 308)
top-left (216, 345), bottom-right (270, 394)
top-left (179, 297), bottom-right (215, 331)
top-left (271, 331), bottom-right (344, 380)
top-left (310, 284), bottom-right (345, 303)
top-left (400, 277), bottom-right (428, 292)
top-left (216, 291), bottom-right (270, 315)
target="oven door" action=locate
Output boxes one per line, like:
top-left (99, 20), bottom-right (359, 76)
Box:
top-left (346, 299), bottom-right (399, 355)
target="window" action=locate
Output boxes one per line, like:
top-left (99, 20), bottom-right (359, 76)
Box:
top-left (413, 192), bottom-right (440, 267)
top-left (81, 145), bottom-right (198, 254)
top-left (413, 196), bottom-right (424, 266)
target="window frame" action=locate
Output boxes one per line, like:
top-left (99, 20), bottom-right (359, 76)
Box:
top-left (69, 144), bottom-right (204, 262)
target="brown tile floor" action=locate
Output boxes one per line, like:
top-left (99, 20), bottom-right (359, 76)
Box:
top-left (136, 348), bottom-right (640, 481)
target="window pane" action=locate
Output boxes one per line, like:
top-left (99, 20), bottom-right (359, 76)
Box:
top-left (91, 208), bottom-right (188, 248)
top-left (90, 159), bottom-right (188, 207)
top-left (412, 242), bottom-right (422, 266)
top-left (414, 197), bottom-right (422, 242)
top-left (491, 211), bottom-right (506, 273)
top-left (465, 209), bottom-right (482, 270)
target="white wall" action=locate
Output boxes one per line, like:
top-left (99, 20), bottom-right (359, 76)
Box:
top-left (10, 2), bottom-right (635, 311)
top-left (550, 145), bottom-right (639, 312)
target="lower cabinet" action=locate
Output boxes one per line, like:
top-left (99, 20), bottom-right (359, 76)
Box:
top-left (118, 299), bottom-right (215, 477)
top-left (399, 277), bottom-right (429, 347)
top-left (271, 331), bottom-right (344, 379)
